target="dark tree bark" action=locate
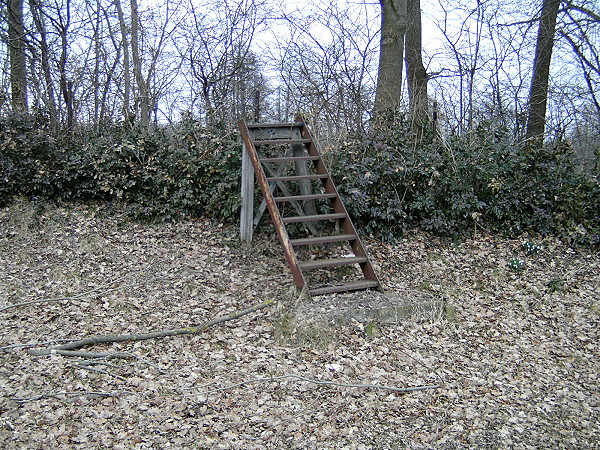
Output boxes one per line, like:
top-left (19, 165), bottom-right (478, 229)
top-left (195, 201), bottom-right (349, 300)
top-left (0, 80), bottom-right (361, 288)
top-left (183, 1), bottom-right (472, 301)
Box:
top-left (374, 0), bottom-right (407, 114)
top-left (526, 0), bottom-right (561, 141)
top-left (8, 0), bottom-right (27, 112)
top-left (405, 0), bottom-right (428, 129)
top-left (130, 0), bottom-right (149, 132)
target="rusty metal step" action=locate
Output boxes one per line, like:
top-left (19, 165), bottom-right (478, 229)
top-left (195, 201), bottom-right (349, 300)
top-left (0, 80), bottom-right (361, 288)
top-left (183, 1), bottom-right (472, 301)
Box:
top-left (290, 234), bottom-right (357, 246)
top-left (299, 256), bottom-right (367, 271)
top-left (253, 139), bottom-right (311, 146)
top-left (260, 156), bottom-right (320, 163)
top-left (238, 118), bottom-right (382, 297)
top-left (309, 280), bottom-right (380, 296)
top-left (282, 213), bottom-right (346, 224)
top-left (267, 174), bottom-right (328, 182)
top-left (274, 193), bottom-right (336, 203)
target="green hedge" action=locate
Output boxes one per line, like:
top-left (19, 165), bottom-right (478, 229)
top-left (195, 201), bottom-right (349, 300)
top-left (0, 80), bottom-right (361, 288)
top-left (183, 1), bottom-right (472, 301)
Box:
top-left (330, 119), bottom-right (599, 245)
top-left (0, 113), bottom-right (242, 223)
top-left (1, 113), bottom-right (598, 246)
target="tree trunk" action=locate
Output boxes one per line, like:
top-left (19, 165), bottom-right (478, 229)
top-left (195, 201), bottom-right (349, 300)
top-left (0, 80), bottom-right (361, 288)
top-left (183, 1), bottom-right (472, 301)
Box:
top-left (525, 0), bottom-right (560, 141)
top-left (130, 0), bottom-right (149, 132)
top-left (56, 0), bottom-right (74, 131)
top-left (29, 0), bottom-right (58, 129)
top-left (374, 0), bottom-right (407, 114)
top-left (92, 0), bottom-right (102, 127)
top-left (405, 0), bottom-right (428, 129)
top-left (8, 0), bottom-right (27, 112)
top-left (114, 0), bottom-right (131, 123)
top-left (58, 13), bottom-right (74, 131)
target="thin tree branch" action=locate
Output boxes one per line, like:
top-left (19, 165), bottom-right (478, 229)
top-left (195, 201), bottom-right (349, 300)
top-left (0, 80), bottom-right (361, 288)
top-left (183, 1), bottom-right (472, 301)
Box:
top-left (0, 262), bottom-right (156, 313)
top-left (1, 339), bottom-right (78, 352)
top-left (0, 287), bottom-right (121, 313)
top-left (562, 1), bottom-right (600, 22)
top-left (10, 390), bottom-right (134, 405)
top-left (28, 300), bottom-right (273, 356)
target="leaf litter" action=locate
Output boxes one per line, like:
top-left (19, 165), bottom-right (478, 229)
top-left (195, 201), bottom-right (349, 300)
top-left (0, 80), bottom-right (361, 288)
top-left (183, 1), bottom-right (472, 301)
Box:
top-left (0, 200), bottom-right (598, 448)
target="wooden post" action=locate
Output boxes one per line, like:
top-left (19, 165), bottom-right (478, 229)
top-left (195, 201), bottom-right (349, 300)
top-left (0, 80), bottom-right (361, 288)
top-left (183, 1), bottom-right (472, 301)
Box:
top-left (240, 142), bottom-right (254, 243)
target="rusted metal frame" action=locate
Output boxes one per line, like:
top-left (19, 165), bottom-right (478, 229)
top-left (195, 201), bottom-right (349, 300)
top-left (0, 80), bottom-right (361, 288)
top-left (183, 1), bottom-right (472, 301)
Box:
top-left (267, 174), bottom-right (328, 182)
top-left (260, 155), bottom-right (320, 162)
top-left (299, 122), bottom-right (381, 286)
top-left (238, 119), bottom-right (307, 290)
top-left (253, 139), bottom-right (311, 145)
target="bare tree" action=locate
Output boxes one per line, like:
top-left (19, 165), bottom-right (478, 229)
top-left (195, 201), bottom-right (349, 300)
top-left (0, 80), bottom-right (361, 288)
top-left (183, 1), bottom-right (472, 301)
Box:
top-left (559, 1), bottom-right (600, 117)
top-left (113, 0), bottom-right (131, 122)
top-left (273, 0), bottom-right (379, 140)
top-left (28, 0), bottom-right (58, 127)
top-left (130, 0), bottom-right (149, 131)
top-left (180, 0), bottom-right (265, 127)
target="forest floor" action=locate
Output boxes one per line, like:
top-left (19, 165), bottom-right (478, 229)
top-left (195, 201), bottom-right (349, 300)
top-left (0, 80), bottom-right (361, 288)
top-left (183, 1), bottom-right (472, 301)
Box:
top-left (1, 200), bottom-right (598, 449)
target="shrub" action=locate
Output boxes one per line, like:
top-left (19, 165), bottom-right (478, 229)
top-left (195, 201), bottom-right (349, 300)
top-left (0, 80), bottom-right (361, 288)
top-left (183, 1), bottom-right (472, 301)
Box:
top-left (330, 118), bottom-right (599, 245)
top-left (0, 112), bottom-right (59, 204)
top-left (0, 114), bottom-right (243, 223)
top-left (2, 112), bottom-right (597, 246)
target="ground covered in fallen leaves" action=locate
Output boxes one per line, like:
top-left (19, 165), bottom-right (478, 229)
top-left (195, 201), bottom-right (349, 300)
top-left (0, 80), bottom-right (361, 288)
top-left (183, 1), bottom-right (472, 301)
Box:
top-left (1, 200), bottom-right (599, 448)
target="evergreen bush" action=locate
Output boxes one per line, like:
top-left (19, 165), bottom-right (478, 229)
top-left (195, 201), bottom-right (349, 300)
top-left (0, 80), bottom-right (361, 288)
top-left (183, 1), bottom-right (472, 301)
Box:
top-left (1, 113), bottom-right (597, 246)
top-left (0, 114), bottom-right (242, 223)
top-left (330, 118), bottom-right (599, 245)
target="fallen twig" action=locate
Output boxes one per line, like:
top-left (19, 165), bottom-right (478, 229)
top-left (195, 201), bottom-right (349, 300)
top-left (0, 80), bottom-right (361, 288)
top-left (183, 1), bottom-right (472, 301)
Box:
top-left (71, 363), bottom-right (127, 381)
top-left (47, 350), bottom-right (137, 358)
top-left (0, 260), bottom-right (160, 313)
top-left (29, 300), bottom-right (272, 356)
top-left (10, 390), bottom-right (133, 405)
top-left (1, 339), bottom-right (79, 352)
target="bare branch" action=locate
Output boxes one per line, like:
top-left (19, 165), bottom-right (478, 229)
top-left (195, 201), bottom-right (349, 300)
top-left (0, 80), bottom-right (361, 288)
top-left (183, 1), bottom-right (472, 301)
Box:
top-left (562, 1), bottom-right (600, 22)
top-left (10, 390), bottom-right (134, 405)
top-left (70, 363), bottom-right (127, 381)
top-left (28, 300), bottom-right (273, 356)
top-left (0, 287), bottom-right (120, 313)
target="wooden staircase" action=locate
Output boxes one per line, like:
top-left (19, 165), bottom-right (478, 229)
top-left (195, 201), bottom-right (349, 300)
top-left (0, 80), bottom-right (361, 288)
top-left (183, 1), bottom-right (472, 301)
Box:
top-left (238, 119), bottom-right (382, 296)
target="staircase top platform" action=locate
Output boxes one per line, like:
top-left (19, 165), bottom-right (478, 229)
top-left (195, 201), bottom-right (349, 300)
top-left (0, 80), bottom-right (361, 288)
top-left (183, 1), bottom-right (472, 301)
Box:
top-left (246, 122), bottom-right (305, 128)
